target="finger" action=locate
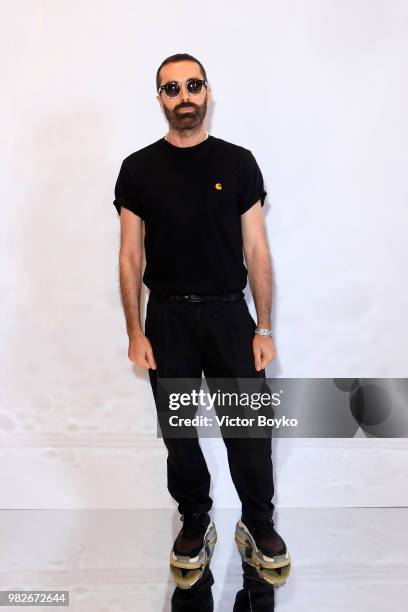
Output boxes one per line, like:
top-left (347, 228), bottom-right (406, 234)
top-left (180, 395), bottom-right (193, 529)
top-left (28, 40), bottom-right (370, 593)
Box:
top-left (253, 346), bottom-right (262, 371)
top-left (146, 346), bottom-right (157, 370)
top-left (261, 353), bottom-right (270, 369)
top-left (134, 353), bottom-right (148, 369)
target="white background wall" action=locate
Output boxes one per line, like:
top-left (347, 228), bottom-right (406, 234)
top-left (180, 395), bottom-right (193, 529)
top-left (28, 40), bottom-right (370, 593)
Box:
top-left (1, 0), bottom-right (407, 509)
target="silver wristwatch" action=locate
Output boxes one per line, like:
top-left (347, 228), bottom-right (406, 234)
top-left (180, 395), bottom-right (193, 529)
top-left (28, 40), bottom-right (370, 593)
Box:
top-left (254, 327), bottom-right (273, 337)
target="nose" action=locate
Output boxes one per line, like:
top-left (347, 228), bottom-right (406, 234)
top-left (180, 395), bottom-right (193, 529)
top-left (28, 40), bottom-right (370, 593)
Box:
top-left (179, 83), bottom-right (191, 101)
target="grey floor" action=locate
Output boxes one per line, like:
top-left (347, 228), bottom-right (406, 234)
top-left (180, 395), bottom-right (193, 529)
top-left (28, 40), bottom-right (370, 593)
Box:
top-left (0, 508), bottom-right (406, 611)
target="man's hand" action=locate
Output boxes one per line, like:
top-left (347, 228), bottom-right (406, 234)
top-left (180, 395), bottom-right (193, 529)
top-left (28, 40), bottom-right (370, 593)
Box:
top-left (128, 330), bottom-right (157, 370)
top-left (253, 335), bottom-right (277, 371)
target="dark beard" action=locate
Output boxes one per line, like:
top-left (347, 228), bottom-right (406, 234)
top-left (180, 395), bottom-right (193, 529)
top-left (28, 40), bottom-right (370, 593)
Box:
top-left (163, 97), bottom-right (207, 133)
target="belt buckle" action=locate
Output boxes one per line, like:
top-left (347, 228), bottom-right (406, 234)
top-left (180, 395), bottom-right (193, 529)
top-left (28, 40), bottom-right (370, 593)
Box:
top-left (187, 294), bottom-right (202, 302)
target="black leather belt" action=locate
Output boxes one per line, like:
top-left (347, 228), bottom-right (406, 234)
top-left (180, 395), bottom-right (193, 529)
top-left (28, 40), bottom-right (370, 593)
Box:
top-left (152, 291), bottom-right (244, 303)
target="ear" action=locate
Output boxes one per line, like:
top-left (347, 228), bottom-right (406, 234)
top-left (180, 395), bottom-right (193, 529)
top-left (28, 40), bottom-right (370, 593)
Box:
top-left (207, 86), bottom-right (213, 103)
top-left (156, 94), bottom-right (163, 110)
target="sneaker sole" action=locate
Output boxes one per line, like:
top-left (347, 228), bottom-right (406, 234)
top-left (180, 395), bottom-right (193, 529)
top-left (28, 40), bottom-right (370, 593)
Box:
top-left (170, 520), bottom-right (217, 570)
top-left (242, 559), bottom-right (291, 588)
top-left (169, 565), bottom-right (207, 590)
top-left (235, 520), bottom-right (291, 570)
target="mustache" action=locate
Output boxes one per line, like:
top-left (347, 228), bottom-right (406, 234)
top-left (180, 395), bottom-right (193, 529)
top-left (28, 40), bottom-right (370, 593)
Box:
top-left (175, 103), bottom-right (198, 111)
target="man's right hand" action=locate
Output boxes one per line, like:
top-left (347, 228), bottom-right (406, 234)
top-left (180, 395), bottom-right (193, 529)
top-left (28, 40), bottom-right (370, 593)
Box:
top-left (128, 331), bottom-right (157, 370)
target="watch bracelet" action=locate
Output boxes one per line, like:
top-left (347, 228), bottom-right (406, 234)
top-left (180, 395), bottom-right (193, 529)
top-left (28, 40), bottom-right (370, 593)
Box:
top-left (254, 327), bottom-right (273, 337)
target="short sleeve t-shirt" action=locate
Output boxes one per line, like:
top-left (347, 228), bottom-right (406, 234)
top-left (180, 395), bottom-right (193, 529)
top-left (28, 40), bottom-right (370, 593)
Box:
top-left (113, 135), bottom-right (267, 295)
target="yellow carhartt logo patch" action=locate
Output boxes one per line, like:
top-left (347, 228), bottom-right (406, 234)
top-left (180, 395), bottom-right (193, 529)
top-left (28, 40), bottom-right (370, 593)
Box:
top-left (214, 182), bottom-right (222, 190)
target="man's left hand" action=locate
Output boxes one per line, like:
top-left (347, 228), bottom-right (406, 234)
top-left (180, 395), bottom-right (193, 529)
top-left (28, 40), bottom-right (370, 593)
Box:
top-left (253, 335), bottom-right (277, 371)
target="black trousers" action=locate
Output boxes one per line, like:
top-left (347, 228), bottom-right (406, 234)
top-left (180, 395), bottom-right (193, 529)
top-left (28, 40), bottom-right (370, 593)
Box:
top-left (145, 292), bottom-right (275, 522)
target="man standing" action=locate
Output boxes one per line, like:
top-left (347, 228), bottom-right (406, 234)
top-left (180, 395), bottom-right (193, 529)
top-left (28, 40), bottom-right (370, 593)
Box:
top-left (113, 53), bottom-right (289, 583)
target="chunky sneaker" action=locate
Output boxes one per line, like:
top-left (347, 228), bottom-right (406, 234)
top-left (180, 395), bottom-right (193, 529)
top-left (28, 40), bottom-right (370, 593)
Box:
top-left (235, 517), bottom-right (291, 587)
top-left (170, 512), bottom-right (217, 571)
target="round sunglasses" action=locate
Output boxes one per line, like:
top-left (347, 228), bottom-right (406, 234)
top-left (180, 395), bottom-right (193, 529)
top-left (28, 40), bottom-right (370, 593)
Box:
top-left (157, 78), bottom-right (208, 98)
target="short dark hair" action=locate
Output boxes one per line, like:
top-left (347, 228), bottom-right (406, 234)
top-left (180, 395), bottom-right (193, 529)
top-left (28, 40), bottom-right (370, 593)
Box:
top-left (156, 53), bottom-right (207, 92)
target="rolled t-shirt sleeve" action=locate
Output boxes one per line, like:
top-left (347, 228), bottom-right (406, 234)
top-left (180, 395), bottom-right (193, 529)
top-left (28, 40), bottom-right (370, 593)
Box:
top-left (239, 149), bottom-right (267, 215)
top-left (113, 159), bottom-right (144, 220)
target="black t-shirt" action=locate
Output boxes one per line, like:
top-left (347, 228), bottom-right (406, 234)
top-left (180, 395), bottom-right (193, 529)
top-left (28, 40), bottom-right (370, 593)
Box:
top-left (113, 134), bottom-right (267, 294)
